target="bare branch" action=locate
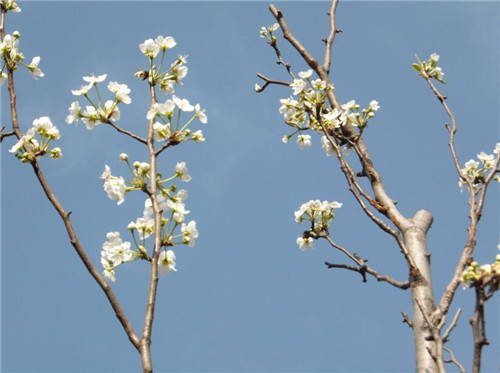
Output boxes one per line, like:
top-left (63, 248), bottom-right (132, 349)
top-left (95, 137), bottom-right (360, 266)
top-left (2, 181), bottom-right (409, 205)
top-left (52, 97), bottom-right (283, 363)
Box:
top-left (401, 312), bottom-right (413, 328)
top-left (2, 8), bottom-right (140, 352)
top-left (269, 4), bottom-right (320, 72)
top-left (255, 73), bottom-right (291, 93)
top-left (0, 127), bottom-right (15, 142)
top-left (442, 308), bottom-right (462, 342)
top-left (322, 0), bottom-right (340, 74)
top-left (325, 261), bottom-right (410, 289)
top-left (106, 119), bottom-right (147, 144)
top-left (443, 347), bottom-right (467, 373)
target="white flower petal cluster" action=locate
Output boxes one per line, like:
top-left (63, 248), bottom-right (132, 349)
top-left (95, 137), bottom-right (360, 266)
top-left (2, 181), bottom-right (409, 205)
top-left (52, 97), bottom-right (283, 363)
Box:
top-left (9, 116), bottom-right (61, 162)
top-left (128, 216), bottom-right (155, 240)
top-left (459, 144), bottom-right (500, 190)
top-left (181, 220), bottom-right (199, 247)
top-left (158, 250), bottom-right (177, 275)
top-left (461, 256), bottom-right (500, 288)
top-left (260, 23), bottom-right (279, 38)
top-left (297, 236), bottom-right (314, 251)
top-left (412, 53), bottom-right (445, 83)
top-left (100, 165), bottom-right (126, 205)
top-left (1, 0), bottom-right (21, 12)
top-left (294, 199), bottom-right (342, 250)
top-left (101, 232), bottom-right (134, 282)
top-left (175, 161), bottom-right (192, 182)
top-left (66, 75), bottom-right (131, 129)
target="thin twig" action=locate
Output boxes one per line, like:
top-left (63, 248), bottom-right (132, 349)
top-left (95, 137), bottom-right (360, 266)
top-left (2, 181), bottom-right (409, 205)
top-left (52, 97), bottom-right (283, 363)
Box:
top-left (107, 119), bottom-right (147, 144)
top-left (443, 347), bottom-right (467, 373)
top-left (325, 261), bottom-right (410, 289)
top-left (442, 308), bottom-right (462, 342)
top-left (322, 0), bottom-right (340, 74)
top-left (255, 73), bottom-right (291, 93)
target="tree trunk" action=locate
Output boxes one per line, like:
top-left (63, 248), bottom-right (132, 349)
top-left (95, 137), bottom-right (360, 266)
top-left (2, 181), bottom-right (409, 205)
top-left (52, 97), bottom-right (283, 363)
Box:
top-left (405, 210), bottom-right (439, 372)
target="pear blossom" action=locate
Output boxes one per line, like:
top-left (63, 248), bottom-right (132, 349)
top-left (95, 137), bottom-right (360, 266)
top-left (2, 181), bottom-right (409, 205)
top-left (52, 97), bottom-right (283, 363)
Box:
top-left (181, 220), bottom-right (199, 247)
top-left (0, 71), bottom-right (7, 85)
top-left (65, 101), bottom-right (81, 124)
top-left (71, 83), bottom-right (93, 96)
top-left (101, 231), bottom-right (133, 267)
top-left (260, 23), bottom-right (279, 37)
top-left (139, 38), bottom-right (160, 58)
top-left (167, 200), bottom-right (190, 223)
top-left (294, 199), bottom-right (342, 236)
top-left (1, 0), bottom-right (21, 12)
top-left (129, 216), bottom-right (155, 240)
top-left (311, 79), bottom-right (326, 90)
top-left (369, 100), bottom-right (380, 111)
top-left (32, 116), bottom-right (59, 140)
top-left (477, 152), bottom-right (494, 168)
top-left (173, 95), bottom-right (194, 112)
top-left (101, 258), bottom-right (116, 282)
top-left (175, 189), bottom-right (188, 202)
top-left (430, 53), bottom-right (440, 62)
top-left (108, 81), bottom-right (131, 104)
top-left (155, 35), bottom-right (176, 50)
top-left (296, 134), bottom-right (312, 149)
top-left (170, 57), bottom-right (188, 83)
top-left (49, 147), bottom-right (62, 159)
top-left (83, 74), bottom-right (107, 84)
top-left (298, 70), bottom-right (313, 79)
top-left (158, 250), bottom-right (177, 275)
top-left (321, 135), bottom-right (335, 156)
top-left (297, 236), bottom-right (314, 250)
top-left (194, 104), bottom-right (208, 123)
top-left (9, 127), bottom-right (35, 154)
top-left (100, 165), bottom-right (126, 205)
top-left (81, 106), bottom-right (100, 130)
top-left (494, 143), bottom-right (500, 155)
top-left (175, 161), bottom-right (192, 182)
top-left (103, 100), bottom-right (120, 121)
top-left (191, 130), bottom-right (205, 142)
top-left (143, 194), bottom-right (170, 217)
top-left (153, 122), bottom-right (171, 141)
top-left (290, 79), bottom-right (307, 95)
top-left (27, 56), bottom-right (44, 79)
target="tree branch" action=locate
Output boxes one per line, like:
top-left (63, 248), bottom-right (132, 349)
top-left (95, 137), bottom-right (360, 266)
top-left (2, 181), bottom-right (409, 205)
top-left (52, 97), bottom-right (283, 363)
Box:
top-left (2, 8), bottom-right (140, 351)
top-left (107, 119), bottom-right (147, 144)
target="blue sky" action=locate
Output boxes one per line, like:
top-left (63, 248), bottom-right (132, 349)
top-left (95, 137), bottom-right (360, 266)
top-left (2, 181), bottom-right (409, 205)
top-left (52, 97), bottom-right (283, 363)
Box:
top-left (1, 1), bottom-right (499, 372)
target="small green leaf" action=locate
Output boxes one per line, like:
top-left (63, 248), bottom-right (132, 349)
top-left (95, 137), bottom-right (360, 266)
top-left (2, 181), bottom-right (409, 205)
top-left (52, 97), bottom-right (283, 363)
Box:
top-left (411, 63), bottom-right (422, 72)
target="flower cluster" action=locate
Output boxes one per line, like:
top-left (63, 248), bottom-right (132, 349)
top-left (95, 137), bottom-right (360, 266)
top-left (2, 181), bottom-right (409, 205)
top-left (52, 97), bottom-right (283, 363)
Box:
top-left (99, 155), bottom-right (199, 281)
top-left (136, 36), bottom-right (208, 146)
top-left (460, 256), bottom-right (500, 289)
top-left (0, 29), bottom-right (44, 83)
top-left (294, 200), bottom-right (342, 250)
top-left (412, 53), bottom-right (445, 83)
top-left (65, 74), bottom-right (131, 130)
top-left (458, 144), bottom-right (500, 190)
top-left (137, 36), bottom-right (187, 93)
top-left (101, 232), bottom-right (135, 282)
top-left (277, 69), bottom-right (379, 153)
top-left (259, 23), bottom-right (279, 41)
top-left (9, 116), bottom-right (62, 162)
top-left (0, 0), bottom-right (21, 12)
top-left (148, 95), bottom-right (207, 146)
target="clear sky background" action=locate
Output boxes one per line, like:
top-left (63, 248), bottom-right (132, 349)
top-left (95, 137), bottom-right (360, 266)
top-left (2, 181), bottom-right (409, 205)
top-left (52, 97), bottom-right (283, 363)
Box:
top-left (1, 1), bottom-right (499, 372)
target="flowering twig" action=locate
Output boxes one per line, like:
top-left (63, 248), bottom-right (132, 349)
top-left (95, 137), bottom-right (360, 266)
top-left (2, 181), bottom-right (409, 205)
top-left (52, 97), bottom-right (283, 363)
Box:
top-left (1, 10), bottom-right (140, 350)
